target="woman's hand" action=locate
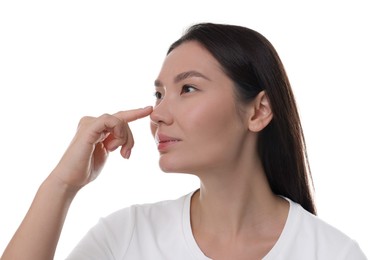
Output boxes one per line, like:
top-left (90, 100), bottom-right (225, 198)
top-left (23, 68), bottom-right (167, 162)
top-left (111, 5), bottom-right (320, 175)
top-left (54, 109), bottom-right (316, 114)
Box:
top-left (1, 106), bottom-right (153, 260)
top-left (51, 106), bottom-right (153, 191)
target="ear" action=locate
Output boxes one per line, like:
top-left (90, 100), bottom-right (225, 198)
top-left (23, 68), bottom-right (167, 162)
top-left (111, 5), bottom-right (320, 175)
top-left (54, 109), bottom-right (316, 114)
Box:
top-left (247, 91), bottom-right (273, 132)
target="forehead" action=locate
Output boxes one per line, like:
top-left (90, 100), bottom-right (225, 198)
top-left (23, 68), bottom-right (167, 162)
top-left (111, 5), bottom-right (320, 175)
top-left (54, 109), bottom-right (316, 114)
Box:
top-left (157, 41), bottom-right (224, 80)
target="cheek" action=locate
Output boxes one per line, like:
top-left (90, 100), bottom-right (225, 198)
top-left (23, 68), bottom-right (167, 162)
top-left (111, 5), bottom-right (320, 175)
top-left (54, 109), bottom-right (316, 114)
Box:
top-left (178, 104), bottom-right (245, 171)
top-left (179, 102), bottom-right (218, 132)
top-left (181, 98), bottom-right (241, 140)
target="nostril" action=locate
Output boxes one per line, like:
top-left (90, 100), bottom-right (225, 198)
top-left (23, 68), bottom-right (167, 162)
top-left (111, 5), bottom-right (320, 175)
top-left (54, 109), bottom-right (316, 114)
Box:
top-left (150, 111), bottom-right (161, 125)
top-left (149, 101), bottom-right (173, 125)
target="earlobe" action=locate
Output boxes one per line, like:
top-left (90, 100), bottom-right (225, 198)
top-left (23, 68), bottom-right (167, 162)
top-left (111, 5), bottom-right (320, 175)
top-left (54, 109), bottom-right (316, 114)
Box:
top-left (248, 91), bottom-right (273, 132)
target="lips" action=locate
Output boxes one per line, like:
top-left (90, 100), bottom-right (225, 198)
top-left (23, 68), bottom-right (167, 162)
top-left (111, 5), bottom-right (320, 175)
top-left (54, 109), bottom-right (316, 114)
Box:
top-left (155, 133), bottom-right (181, 144)
top-left (155, 133), bottom-right (181, 151)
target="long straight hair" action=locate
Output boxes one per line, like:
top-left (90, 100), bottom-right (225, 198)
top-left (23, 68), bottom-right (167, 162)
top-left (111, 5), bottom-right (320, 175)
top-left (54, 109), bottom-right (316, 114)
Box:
top-left (168, 23), bottom-right (316, 214)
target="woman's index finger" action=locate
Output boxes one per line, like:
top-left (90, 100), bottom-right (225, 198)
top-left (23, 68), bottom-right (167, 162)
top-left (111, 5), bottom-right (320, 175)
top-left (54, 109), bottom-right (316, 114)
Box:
top-left (114, 106), bottom-right (153, 123)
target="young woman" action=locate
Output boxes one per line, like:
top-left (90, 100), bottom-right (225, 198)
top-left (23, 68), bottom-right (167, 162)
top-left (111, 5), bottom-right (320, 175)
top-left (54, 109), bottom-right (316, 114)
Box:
top-left (1, 23), bottom-right (366, 259)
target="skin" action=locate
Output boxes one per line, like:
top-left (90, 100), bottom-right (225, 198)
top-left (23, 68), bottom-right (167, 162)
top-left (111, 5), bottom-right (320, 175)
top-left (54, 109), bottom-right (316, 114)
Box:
top-left (2, 40), bottom-right (289, 260)
top-left (1, 107), bottom-right (152, 259)
top-left (151, 41), bottom-right (289, 260)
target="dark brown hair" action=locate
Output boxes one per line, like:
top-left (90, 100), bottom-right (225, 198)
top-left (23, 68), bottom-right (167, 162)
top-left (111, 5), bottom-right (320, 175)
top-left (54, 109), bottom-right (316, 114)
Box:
top-left (168, 23), bottom-right (316, 214)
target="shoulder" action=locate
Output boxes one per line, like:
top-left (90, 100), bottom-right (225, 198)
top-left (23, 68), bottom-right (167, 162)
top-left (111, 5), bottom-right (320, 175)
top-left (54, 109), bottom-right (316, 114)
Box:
top-left (293, 201), bottom-right (350, 241)
top-left (97, 191), bottom-right (193, 241)
top-left (66, 192), bottom-right (194, 259)
top-left (276, 199), bottom-right (367, 259)
top-left (105, 191), bottom-right (190, 223)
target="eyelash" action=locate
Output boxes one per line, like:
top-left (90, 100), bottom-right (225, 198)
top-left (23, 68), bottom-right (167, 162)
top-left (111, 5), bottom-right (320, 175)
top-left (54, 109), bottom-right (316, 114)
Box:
top-left (154, 91), bottom-right (163, 100)
top-left (181, 84), bottom-right (197, 94)
top-left (154, 85), bottom-right (197, 100)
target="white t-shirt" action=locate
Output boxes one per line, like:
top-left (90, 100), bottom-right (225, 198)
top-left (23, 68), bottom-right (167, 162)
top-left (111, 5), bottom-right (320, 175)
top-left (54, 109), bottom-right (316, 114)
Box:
top-left (66, 191), bottom-right (367, 259)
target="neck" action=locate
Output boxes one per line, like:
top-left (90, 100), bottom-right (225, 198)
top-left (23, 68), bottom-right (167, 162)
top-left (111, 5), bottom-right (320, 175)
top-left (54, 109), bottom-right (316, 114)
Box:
top-left (190, 159), bottom-right (288, 238)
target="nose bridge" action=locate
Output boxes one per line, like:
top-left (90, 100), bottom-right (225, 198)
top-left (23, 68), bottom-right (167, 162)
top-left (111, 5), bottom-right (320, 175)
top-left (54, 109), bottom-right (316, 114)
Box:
top-left (151, 94), bottom-right (173, 125)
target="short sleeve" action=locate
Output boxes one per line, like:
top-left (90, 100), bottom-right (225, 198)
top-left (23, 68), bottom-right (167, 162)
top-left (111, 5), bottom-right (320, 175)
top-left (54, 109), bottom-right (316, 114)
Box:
top-left (342, 240), bottom-right (368, 260)
top-left (65, 207), bottom-right (136, 260)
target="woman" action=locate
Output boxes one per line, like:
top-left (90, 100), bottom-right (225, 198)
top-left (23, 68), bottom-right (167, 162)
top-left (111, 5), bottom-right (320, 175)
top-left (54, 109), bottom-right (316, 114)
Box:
top-left (1, 23), bottom-right (366, 259)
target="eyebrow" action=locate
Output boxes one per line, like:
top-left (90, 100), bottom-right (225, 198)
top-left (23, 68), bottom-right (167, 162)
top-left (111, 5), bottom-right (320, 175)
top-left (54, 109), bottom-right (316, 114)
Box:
top-left (154, 70), bottom-right (211, 87)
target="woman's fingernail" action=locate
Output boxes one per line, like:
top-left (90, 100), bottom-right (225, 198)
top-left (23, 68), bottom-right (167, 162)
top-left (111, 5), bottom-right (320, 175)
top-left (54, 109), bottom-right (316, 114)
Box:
top-left (125, 149), bottom-right (131, 159)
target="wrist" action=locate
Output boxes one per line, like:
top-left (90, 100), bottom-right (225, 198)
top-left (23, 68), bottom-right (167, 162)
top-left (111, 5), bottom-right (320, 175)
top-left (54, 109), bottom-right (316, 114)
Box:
top-left (43, 172), bottom-right (80, 200)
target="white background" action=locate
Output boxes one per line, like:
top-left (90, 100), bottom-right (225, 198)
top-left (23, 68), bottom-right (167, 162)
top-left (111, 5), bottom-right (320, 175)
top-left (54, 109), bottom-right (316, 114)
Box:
top-left (0, 1), bottom-right (386, 259)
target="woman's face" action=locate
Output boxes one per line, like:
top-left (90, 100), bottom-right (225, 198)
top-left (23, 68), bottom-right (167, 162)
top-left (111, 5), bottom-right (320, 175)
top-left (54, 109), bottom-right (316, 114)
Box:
top-left (150, 41), bottom-right (250, 174)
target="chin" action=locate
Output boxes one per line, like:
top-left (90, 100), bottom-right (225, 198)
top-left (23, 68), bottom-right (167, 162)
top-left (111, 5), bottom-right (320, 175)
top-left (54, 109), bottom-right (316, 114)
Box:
top-left (158, 156), bottom-right (195, 174)
top-left (158, 162), bottom-right (184, 174)
top-left (158, 156), bottom-right (178, 173)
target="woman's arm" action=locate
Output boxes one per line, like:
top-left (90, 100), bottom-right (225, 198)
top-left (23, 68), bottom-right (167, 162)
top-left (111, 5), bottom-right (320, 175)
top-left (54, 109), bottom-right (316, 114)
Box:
top-left (1, 174), bottom-right (77, 259)
top-left (1, 107), bottom-right (153, 260)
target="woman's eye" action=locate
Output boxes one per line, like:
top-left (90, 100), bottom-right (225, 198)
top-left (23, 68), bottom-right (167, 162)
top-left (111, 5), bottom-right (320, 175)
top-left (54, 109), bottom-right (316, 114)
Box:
top-left (154, 91), bottom-right (163, 99)
top-left (181, 85), bottom-right (197, 94)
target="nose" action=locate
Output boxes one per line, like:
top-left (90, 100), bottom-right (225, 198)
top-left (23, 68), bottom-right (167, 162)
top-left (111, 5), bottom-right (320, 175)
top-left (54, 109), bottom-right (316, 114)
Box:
top-left (150, 98), bottom-right (173, 126)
